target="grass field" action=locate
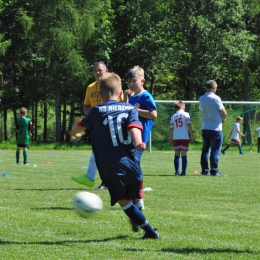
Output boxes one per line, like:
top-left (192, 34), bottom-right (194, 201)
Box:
top-left (0, 149), bottom-right (259, 260)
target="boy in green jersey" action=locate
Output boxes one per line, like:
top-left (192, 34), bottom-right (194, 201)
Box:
top-left (16, 107), bottom-right (32, 165)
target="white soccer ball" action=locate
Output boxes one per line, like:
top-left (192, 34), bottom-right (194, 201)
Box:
top-left (74, 191), bottom-right (103, 218)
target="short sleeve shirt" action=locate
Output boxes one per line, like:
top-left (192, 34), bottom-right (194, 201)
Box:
top-left (170, 111), bottom-right (191, 140)
top-left (128, 90), bottom-right (157, 144)
top-left (17, 117), bottom-right (31, 145)
top-left (230, 123), bottom-right (240, 140)
top-left (199, 92), bottom-right (224, 131)
top-left (84, 81), bottom-right (103, 107)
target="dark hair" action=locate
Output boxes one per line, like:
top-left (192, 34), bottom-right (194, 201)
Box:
top-left (126, 69), bottom-right (137, 81)
top-left (205, 80), bottom-right (217, 89)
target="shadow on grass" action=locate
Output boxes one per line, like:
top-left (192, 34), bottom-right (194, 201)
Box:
top-left (31, 207), bottom-right (73, 210)
top-left (124, 247), bottom-right (258, 255)
top-left (161, 247), bottom-right (258, 255)
top-left (0, 240), bottom-right (258, 256)
top-left (144, 174), bottom-right (202, 177)
top-left (0, 235), bottom-right (128, 245)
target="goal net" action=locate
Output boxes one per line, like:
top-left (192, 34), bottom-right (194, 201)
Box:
top-left (150, 101), bottom-right (260, 152)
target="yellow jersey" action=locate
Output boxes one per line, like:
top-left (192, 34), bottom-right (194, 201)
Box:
top-left (84, 81), bottom-right (123, 107)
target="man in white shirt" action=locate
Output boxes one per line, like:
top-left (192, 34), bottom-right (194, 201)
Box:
top-left (199, 80), bottom-right (227, 176)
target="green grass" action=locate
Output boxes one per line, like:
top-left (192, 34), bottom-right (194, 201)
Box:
top-left (0, 149), bottom-right (259, 260)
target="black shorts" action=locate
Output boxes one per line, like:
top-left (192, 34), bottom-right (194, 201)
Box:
top-left (17, 144), bottom-right (29, 148)
top-left (258, 138), bottom-right (260, 146)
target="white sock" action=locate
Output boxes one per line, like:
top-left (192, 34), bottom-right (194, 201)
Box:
top-left (86, 152), bottom-right (97, 181)
top-left (134, 199), bottom-right (144, 210)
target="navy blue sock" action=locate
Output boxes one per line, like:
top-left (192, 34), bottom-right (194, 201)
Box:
top-left (238, 146), bottom-right (243, 154)
top-left (174, 155), bottom-right (180, 173)
top-left (122, 202), bottom-right (155, 235)
top-left (182, 156), bottom-right (187, 173)
top-left (223, 145), bottom-right (229, 152)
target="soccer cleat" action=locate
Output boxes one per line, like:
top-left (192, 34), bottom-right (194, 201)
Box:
top-left (221, 150), bottom-right (225, 154)
top-left (17, 162), bottom-right (23, 165)
top-left (71, 175), bottom-right (95, 187)
top-left (180, 173), bottom-right (186, 176)
top-left (95, 184), bottom-right (107, 190)
top-left (130, 219), bottom-right (139, 232)
top-left (142, 229), bottom-right (160, 239)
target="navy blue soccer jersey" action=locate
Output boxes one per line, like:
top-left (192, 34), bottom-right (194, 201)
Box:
top-left (79, 100), bottom-right (144, 205)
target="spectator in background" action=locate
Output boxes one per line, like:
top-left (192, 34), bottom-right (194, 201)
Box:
top-left (199, 80), bottom-right (227, 176)
top-left (71, 61), bottom-right (108, 190)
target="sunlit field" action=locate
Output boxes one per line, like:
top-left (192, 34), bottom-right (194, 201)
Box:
top-left (0, 149), bottom-right (259, 260)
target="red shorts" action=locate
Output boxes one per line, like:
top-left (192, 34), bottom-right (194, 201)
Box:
top-left (173, 139), bottom-right (189, 151)
top-left (139, 179), bottom-right (145, 198)
top-left (231, 139), bottom-right (240, 144)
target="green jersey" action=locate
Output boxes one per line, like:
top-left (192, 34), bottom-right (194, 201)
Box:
top-left (17, 117), bottom-right (31, 145)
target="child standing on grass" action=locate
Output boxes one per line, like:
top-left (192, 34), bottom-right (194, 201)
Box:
top-left (221, 116), bottom-right (245, 155)
top-left (16, 107), bottom-right (32, 165)
top-left (255, 126), bottom-right (260, 153)
top-left (169, 101), bottom-right (194, 176)
top-left (70, 72), bottom-right (159, 239)
top-left (123, 66), bottom-right (157, 231)
top-left (124, 66), bottom-right (157, 158)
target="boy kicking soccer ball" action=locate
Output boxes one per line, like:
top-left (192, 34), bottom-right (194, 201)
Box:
top-left (70, 72), bottom-right (159, 239)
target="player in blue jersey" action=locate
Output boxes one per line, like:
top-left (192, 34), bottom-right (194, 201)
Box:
top-left (70, 72), bottom-right (159, 239)
top-left (124, 66), bottom-right (157, 152)
top-left (124, 65), bottom-right (157, 231)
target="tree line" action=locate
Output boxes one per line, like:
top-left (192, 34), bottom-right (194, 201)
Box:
top-left (0, 0), bottom-right (260, 142)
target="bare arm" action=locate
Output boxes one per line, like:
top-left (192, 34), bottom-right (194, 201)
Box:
top-left (187, 123), bottom-right (194, 142)
top-left (168, 128), bottom-right (173, 144)
top-left (228, 130), bottom-right (232, 139)
top-left (129, 127), bottom-right (146, 151)
top-left (123, 89), bottom-right (132, 103)
top-left (237, 129), bottom-right (245, 137)
top-left (69, 124), bottom-right (86, 137)
top-left (137, 108), bottom-right (157, 119)
top-left (220, 108), bottom-right (227, 123)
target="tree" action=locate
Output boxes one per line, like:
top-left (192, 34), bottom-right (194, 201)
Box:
top-left (0, 0), bottom-right (35, 140)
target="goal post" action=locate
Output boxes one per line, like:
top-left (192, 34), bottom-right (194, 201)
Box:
top-left (149, 100), bottom-right (260, 152)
